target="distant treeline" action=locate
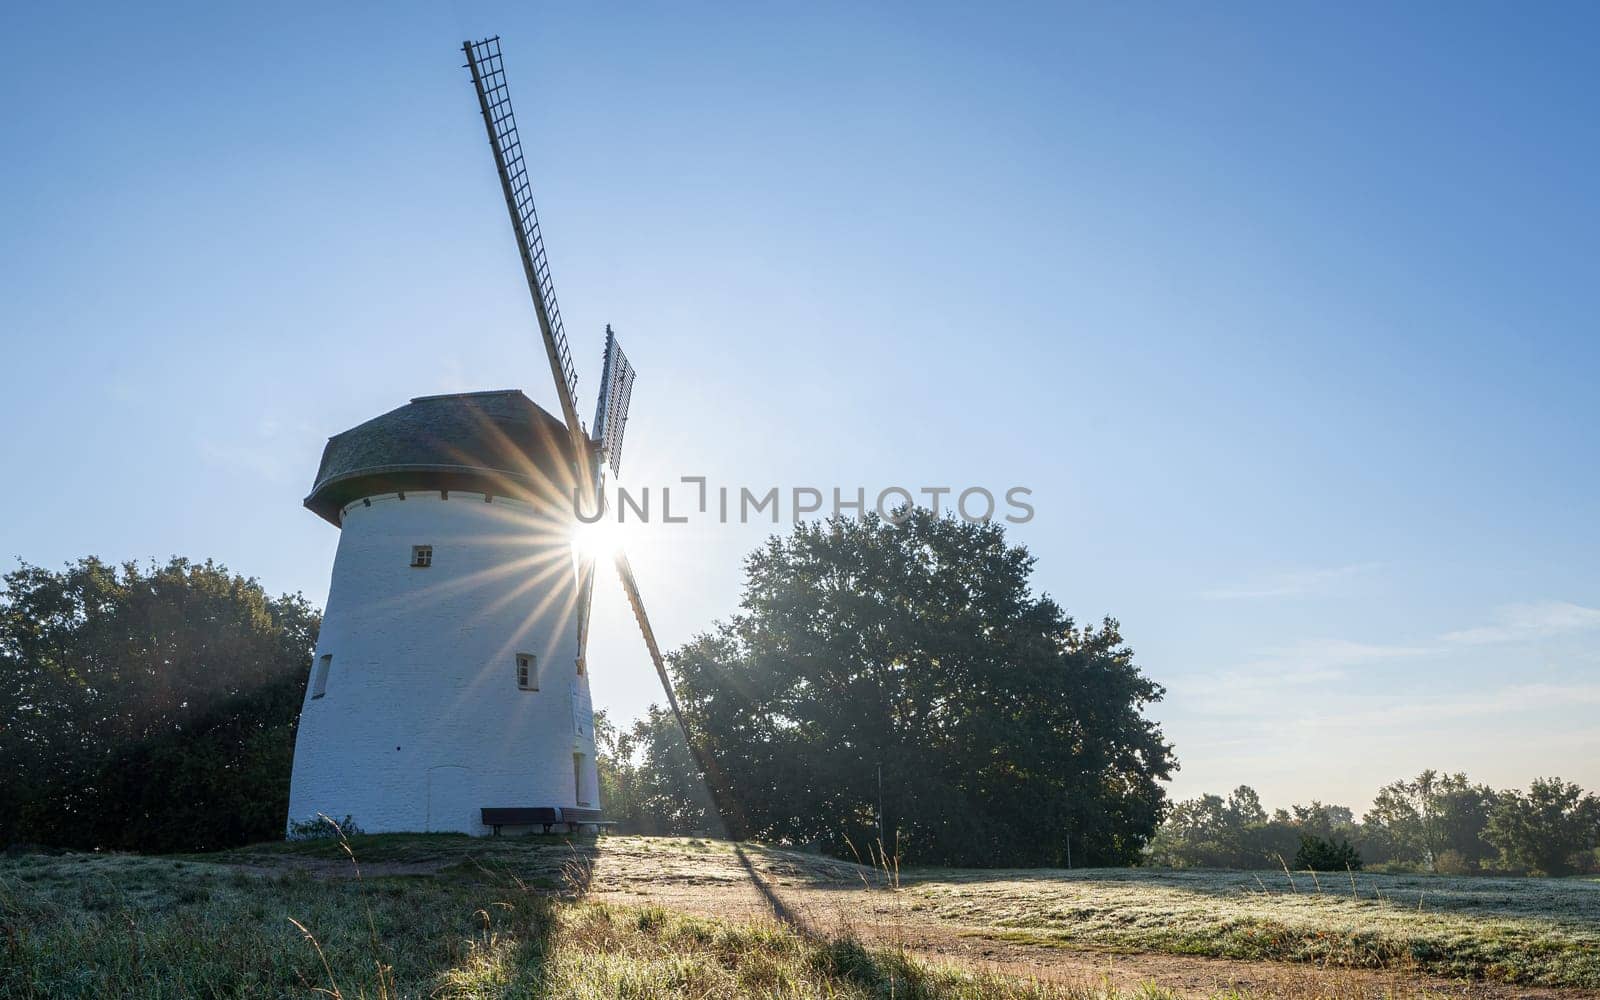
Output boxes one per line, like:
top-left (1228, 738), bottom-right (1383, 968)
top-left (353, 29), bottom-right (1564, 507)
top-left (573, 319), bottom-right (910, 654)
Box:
top-left (1149, 775), bottom-right (1600, 876)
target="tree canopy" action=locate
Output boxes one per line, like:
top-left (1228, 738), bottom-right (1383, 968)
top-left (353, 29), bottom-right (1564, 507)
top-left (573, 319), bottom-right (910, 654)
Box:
top-left (1485, 778), bottom-right (1600, 876)
top-left (667, 510), bottom-right (1175, 867)
top-left (1362, 770), bottom-right (1499, 872)
top-left (1, 557), bottom-right (318, 852)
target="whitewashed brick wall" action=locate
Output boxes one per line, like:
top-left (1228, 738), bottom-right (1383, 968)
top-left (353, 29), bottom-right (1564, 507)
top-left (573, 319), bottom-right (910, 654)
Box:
top-left (286, 491), bottom-right (600, 835)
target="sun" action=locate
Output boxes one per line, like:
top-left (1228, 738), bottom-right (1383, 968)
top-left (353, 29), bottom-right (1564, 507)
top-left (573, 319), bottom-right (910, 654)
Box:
top-left (570, 517), bottom-right (625, 562)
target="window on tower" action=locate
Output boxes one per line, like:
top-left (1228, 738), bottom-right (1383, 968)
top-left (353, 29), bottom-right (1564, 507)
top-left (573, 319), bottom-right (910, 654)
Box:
top-left (573, 752), bottom-right (588, 806)
top-left (516, 653), bottom-right (537, 690)
top-left (311, 654), bottom-right (332, 699)
top-left (410, 545), bottom-right (433, 568)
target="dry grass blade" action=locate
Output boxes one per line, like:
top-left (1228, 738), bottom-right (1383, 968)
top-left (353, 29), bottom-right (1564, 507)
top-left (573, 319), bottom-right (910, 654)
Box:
top-left (286, 916), bottom-right (343, 1000)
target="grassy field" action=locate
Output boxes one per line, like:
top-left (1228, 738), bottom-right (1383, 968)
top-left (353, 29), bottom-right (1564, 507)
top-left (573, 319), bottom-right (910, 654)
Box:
top-left (2, 834), bottom-right (1597, 998)
top-left (0, 857), bottom-right (1056, 999)
top-left (904, 864), bottom-right (1600, 987)
top-left (0, 840), bottom-right (1090, 1000)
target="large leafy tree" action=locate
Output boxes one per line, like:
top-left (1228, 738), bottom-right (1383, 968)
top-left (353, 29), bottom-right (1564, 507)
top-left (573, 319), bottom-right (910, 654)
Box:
top-left (1362, 770), bottom-right (1498, 871)
top-left (1484, 777), bottom-right (1600, 876)
top-left (668, 511), bottom-right (1175, 866)
top-left (0, 557), bottom-right (318, 852)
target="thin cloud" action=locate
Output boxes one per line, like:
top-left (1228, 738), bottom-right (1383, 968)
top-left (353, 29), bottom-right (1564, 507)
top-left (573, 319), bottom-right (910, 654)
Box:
top-left (1253, 636), bottom-right (1435, 674)
top-left (1174, 637), bottom-right (1437, 716)
top-left (1295, 682), bottom-right (1600, 731)
top-left (1201, 562), bottom-right (1380, 600)
top-left (1441, 601), bottom-right (1600, 645)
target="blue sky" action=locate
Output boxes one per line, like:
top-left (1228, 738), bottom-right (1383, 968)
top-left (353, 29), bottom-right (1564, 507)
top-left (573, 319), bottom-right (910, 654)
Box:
top-left (3, 2), bottom-right (1597, 811)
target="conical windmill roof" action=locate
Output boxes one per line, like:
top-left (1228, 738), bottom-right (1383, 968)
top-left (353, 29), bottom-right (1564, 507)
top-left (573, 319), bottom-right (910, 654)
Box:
top-left (304, 390), bottom-right (578, 526)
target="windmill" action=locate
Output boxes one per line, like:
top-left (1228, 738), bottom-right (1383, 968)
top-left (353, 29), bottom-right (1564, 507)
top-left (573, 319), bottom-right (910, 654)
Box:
top-left (284, 37), bottom-right (728, 837)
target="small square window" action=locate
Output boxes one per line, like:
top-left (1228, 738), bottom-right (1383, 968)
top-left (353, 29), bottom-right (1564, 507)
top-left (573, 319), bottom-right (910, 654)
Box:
top-left (516, 653), bottom-right (537, 691)
top-left (411, 545), bottom-right (433, 568)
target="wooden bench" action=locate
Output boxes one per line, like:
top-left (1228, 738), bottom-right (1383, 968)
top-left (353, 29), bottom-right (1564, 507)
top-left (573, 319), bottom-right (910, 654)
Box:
top-left (481, 807), bottom-right (561, 835)
top-left (560, 807), bottom-right (617, 831)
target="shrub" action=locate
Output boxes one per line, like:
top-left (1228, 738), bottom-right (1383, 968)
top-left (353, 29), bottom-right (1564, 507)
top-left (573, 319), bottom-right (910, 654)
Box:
top-left (1294, 833), bottom-right (1362, 871)
top-left (287, 814), bottom-right (363, 841)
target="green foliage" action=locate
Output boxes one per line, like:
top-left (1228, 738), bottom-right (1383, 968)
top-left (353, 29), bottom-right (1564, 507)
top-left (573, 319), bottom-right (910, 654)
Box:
top-left (595, 706), bottom-right (718, 836)
top-left (1150, 772), bottom-right (1600, 879)
top-left (286, 814), bottom-right (364, 840)
top-left (1146, 787), bottom-right (1271, 868)
top-left (1145, 788), bottom-right (1359, 869)
top-left (1484, 777), bottom-right (1600, 876)
top-left (1361, 770), bottom-right (1497, 871)
top-left (669, 510), bottom-right (1175, 867)
top-left (1293, 833), bottom-right (1362, 871)
top-left (0, 556), bottom-right (319, 852)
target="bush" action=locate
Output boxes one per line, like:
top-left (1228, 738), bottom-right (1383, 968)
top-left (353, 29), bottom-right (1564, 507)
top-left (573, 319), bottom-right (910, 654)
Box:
top-left (1294, 833), bottom-right (1362, 871)
top-left (287, 814), bottom-right (363, 841)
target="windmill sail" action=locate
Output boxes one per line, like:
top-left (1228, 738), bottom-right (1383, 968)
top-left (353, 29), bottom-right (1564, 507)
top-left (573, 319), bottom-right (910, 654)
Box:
top-left (463, 35), bottom-right (734, 838)
top-left (592, 326), bottom-right (636, 478)
top-left (462, 37), bottom-right (588, 460)
top-left (613, 549), bottom-right (742, 837)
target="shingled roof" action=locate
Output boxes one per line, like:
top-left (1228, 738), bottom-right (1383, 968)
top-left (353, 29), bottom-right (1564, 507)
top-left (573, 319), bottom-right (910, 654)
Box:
top-left (304, 390), bottom-right (578, 526)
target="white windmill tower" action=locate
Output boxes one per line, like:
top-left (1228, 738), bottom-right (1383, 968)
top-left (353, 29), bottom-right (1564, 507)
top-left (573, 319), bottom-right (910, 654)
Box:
top-left (285, 37), bottom-right (714, 836)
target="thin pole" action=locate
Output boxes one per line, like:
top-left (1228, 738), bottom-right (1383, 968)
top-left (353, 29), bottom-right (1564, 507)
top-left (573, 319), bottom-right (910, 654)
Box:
top-left (877, 761), bottom-right (884, 848)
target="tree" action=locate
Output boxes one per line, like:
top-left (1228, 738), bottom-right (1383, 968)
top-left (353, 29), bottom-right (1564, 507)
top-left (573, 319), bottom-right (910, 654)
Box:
top-left (594, 706), bottom-right (718, 837)
top-left (668, 510), bottom-right (1175, 867)
top-left (1145, 788), bottom-right (1363, 869)
top-left (1147, 786), bottom-right (1276, 868)
top-left (1289, 802), bottom-right (1356, 838)
top-left (0, 557), bottom-right (318, 851)
top-left (1484, 778), bottom-right (1600, 876)
top-left (1362, 770), bottom-right (1496, 871)
top-left (631, 707), bottom-right (720, 836)
top-left (593, 709), bottom-right (643, 831)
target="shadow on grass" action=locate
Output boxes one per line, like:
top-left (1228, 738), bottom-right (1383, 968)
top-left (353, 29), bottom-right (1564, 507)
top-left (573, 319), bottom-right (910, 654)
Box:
top-left (728, 844), bottom-right (946, 997)
top-left (733, 843), bottom-right (812, 932)
top-left (296, 832), bottom-right (577, 997)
